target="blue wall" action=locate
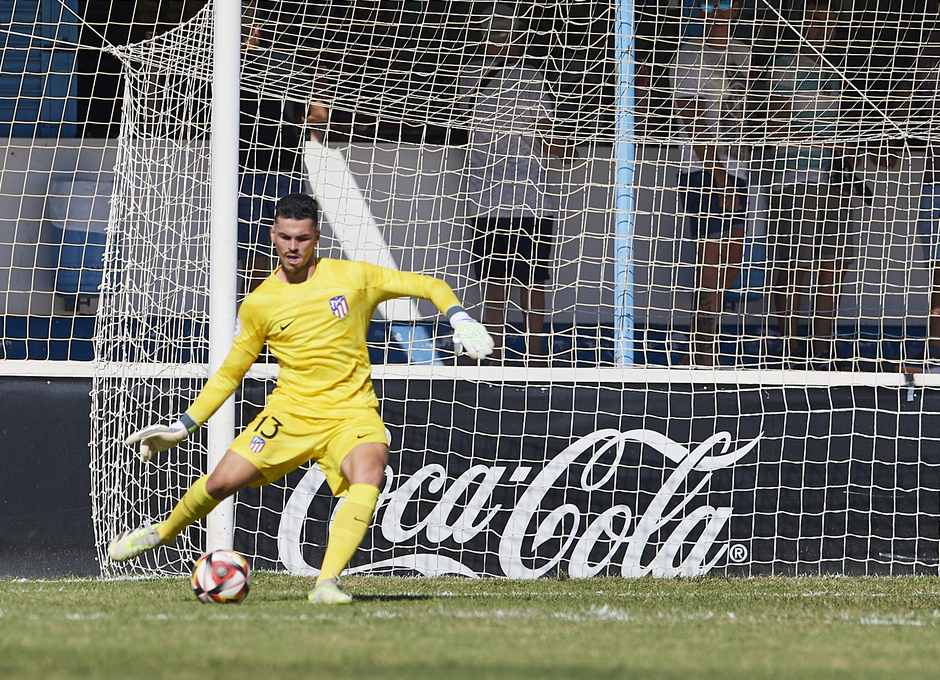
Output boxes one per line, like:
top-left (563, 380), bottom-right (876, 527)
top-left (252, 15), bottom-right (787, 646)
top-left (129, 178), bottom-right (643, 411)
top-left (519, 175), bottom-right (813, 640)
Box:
top-left (0, 0), bottom-right (78, 137)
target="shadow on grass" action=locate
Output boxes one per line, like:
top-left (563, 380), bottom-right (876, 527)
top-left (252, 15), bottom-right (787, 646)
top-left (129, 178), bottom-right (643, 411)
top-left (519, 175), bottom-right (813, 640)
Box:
top-left (351, 594), bottom-right (434, 603)
top-left (248, 592), bottom-right (434, 603)
top-left (249, 592), bottom-right (310, 603)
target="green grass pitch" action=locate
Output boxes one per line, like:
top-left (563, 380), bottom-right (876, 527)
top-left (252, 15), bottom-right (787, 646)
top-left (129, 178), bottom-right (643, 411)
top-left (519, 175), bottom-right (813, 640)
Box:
top-left (2, 573), bottom-right (940, 679)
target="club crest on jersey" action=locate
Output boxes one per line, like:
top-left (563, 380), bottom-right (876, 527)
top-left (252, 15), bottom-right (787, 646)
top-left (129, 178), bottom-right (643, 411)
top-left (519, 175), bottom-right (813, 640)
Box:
top-left (249, 436), bottom-right (266, 453)
top-left (330, 295), bottom-right (349, 319)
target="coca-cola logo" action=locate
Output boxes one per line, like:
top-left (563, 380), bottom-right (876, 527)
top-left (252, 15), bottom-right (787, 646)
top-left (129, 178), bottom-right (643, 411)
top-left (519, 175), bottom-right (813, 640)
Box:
top-left (277, 428), bottom-right (760, 578)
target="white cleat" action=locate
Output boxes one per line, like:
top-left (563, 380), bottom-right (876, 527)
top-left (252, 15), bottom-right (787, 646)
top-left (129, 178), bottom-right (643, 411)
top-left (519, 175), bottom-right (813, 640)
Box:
top-left (108, 524), bottom-right (163, 562)
top-left (308, 577), bottom-right (353, 604)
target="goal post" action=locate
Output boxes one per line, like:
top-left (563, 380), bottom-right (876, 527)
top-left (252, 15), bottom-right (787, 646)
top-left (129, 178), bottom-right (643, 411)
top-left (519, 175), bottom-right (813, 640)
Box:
top-left (615, 0), bottom-right (636, 365)
top-left (206, 0), bottom-right (241, 553)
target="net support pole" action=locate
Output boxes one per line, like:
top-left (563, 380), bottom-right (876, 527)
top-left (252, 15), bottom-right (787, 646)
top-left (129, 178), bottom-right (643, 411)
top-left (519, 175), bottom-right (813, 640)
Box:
top-left (206, 0), bottom-right (241, 551)
top-left (614, 0), bottom-right (636, 365)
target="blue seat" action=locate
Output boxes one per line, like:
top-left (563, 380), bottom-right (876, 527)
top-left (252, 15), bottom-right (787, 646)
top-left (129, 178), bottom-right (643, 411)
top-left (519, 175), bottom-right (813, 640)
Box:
top-left (44, 174), bottom-right (112, 300)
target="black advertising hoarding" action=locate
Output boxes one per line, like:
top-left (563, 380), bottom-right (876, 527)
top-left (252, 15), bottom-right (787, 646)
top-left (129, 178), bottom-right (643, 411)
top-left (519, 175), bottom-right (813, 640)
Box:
top-left (235, 380), bottom-right (940, 578)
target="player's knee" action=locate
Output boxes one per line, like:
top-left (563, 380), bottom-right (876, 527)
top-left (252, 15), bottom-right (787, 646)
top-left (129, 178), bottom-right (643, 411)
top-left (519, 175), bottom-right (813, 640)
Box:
top-left (351, 456), bottom-right (386, 488)
top-left (204, 450), bottom-right (264, 499)
top-left (342, 444), bottom-right (387, 487)
top-left (357, 462), bottom-right (385, 488)
top-left (204, 477), bottom-right (231, 500)
top-left (205, 474), bottom-right (247, 500)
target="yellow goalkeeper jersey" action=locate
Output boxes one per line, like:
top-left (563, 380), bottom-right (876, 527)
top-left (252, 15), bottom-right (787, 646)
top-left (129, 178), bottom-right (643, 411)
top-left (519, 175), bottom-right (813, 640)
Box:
top-left (187, 258), bottom-right (462, 424)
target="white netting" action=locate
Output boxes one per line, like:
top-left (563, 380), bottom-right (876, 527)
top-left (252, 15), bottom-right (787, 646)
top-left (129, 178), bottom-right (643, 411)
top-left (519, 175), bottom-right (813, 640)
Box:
top-left (79, 1), bottom-right (940, 577)
top-left (91, 8), bottom-right (215, 574)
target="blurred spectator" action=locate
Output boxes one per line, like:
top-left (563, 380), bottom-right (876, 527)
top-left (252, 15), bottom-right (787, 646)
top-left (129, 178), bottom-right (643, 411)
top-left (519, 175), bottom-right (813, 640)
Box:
top-left (671, 0), bottom-right (755, 366)
top-left (239, 19), bottom-right (307, 292)
top-left (462, 3), bottom-right (577, 366)
top-left (766, 0), bottom-right (853, 368)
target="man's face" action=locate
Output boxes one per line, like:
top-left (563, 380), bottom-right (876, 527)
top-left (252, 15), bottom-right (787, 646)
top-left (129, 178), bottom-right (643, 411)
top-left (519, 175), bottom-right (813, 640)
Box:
top-left (271, 215), bottom-right (319, 278)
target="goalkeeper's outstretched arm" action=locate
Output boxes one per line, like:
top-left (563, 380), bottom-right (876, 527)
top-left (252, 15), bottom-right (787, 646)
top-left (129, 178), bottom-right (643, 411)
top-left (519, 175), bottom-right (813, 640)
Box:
top-left (126, 313), bottom-right (265, 461)
top-left (448, 307), bottom-right (495, 360)
top-left (125, 415), bottom-right (199, 463)
top-left (371, 266), bottom-right (494, 360)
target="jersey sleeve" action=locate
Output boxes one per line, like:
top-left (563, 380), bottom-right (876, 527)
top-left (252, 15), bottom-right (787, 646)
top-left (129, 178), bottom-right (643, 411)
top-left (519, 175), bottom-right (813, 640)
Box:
top-left (186, 297), bottom-right (268, 425)
top-left (362, 264), bottom-right (463, 316)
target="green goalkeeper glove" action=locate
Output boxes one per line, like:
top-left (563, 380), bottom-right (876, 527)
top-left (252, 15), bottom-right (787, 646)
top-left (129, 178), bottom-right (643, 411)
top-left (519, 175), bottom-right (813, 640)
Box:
top-left (125, 414), bottom-right (199, 462)
top-left (450, 310), bottom-right (494, 360)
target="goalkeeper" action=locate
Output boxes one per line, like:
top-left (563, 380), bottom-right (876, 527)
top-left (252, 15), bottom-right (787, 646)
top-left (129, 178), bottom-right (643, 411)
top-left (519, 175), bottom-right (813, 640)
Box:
top-left (108, 193), bottom-right (493, 604)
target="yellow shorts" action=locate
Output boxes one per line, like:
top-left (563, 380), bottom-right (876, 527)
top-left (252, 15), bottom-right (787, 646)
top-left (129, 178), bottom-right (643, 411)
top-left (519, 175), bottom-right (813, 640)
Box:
top-left (230, 406), bottom-right (387, 497)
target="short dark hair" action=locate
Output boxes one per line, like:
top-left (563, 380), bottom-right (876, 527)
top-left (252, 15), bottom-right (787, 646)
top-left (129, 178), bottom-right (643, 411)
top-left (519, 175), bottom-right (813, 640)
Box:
top-left (274, 193), bottom-right (319, 227)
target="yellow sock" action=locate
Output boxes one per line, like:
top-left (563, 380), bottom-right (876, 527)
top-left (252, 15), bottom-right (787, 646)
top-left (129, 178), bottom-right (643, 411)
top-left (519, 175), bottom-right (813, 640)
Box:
top-left (157, 475), bottom-right (220, 543)
top-left (316, 484), bottom-right (379, 586)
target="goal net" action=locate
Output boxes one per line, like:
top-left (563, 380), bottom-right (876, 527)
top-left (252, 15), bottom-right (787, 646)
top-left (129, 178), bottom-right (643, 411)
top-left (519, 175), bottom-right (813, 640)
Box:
top-left (59, 0), bottom-right (940, 576)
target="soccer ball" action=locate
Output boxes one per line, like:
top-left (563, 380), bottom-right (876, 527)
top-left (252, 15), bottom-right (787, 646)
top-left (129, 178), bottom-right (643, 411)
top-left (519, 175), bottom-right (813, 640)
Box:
top-left (191, 550), bottom-right (251, 604)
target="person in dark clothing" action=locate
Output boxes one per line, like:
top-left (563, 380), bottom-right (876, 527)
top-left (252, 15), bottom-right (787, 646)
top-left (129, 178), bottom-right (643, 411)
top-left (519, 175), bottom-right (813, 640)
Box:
top-left (239, 20), bottom-right (307, 292)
